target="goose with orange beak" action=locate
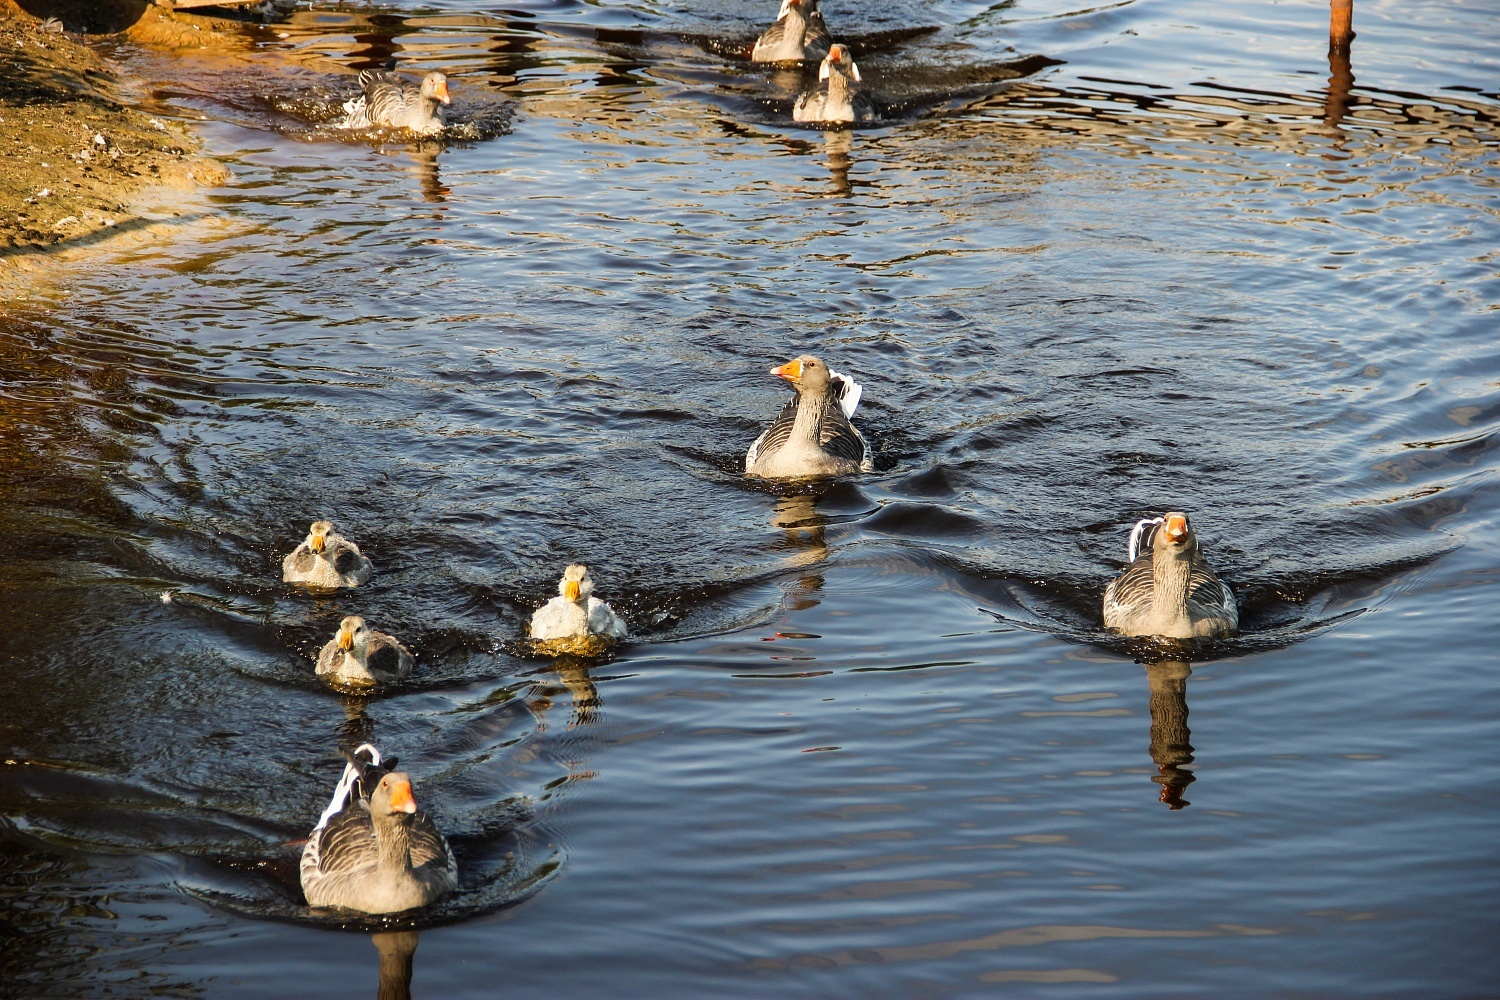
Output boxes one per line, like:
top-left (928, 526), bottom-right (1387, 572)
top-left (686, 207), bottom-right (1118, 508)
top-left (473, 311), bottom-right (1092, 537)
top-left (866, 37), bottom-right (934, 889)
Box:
top-left (340, 69), bottom-right (451, 135)
top-left (282, 519), bottom-right (374, 588)
top-left (746, 354), bottom-right (873, 478)
top-left (1103, 512), bottom-right (1238, 639)
top-left (315, 615), bottom-right (414, 689)
top-left (751, 0), bottom-right (832, 63)
top-left (530, 564), bottom-right (629, 647)
top-left (301, 743), bottom-right (457, 914)
top-left (793, 44), bottom-right (876, 124)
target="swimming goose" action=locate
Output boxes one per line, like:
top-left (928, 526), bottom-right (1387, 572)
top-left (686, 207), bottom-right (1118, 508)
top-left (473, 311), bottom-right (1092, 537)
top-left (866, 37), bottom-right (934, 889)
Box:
top-left (751, 0), bottom-right (831, 63)
top-left (745, 355), bottom-right (873, 478)
top-left (530, 564), bottom-right (628, 646)
top-left (282, 520), bottom-right (374, 588)
top-left (1102, 512), bottom-right (1238, 639)
top-left (301, 744), bottom-right (457, 914)
top-left (316, 615), bottom-right (414, 689)
top-left (793, 44), bottom-right (876, 124)
top-left (341, 70), bottom-right (450, 135)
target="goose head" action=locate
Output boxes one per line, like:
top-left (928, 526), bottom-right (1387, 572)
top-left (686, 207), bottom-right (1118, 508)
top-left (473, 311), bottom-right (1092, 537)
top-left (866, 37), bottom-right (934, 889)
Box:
top-left (559, 563), bottom-right (595, 604)
top-left (1153, 512), bottom-right (1197, 555)
top-left (771, 354), bottom-right (835, 395)
top-left (818, 44), bottom-right (861, 84)
top-left (335, 615), bottom-right (372, 654)
top-left (420, 71), bottom-right (451, 106)
top-left (306, 520), bottom-right (337, 555)
top-left (372, 771), bottom-right (419, 820)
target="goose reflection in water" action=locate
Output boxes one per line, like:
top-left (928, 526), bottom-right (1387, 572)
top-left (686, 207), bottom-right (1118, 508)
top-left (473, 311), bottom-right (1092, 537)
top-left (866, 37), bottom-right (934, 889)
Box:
top-left (770, 493), bottom-right (831, 613)
top-left (532, 653), bottom-right (602, 730)
top-left (372, 930), bottom-right (418, 1000)
top-left (1142, 660), bottom-right (1195, 810)
top-left (822, 129), bottom-right (853, 197)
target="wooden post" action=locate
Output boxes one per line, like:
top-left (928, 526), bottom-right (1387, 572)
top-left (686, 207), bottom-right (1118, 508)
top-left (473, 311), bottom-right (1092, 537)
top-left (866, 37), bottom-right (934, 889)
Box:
top-left (1330, 0), bottom-right (1354, 56)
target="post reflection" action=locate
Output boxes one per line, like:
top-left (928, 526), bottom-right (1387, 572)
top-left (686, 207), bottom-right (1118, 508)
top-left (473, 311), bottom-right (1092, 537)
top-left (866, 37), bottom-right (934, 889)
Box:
top-left (1142, 660), bottom-right (1195, 810)
top-left (1323, 19), bottom-right (1355, 132)
top-left (372, 930), bottom-right (419, 1000)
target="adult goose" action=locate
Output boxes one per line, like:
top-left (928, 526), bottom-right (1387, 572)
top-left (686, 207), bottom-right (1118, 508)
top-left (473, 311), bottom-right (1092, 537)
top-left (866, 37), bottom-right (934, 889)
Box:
top-left (751, 0), bottom-right (832, 63)
top-left (301, 744), bottom-right (457, 914)
top-left (282, 520), bottom-right (374, 588)
top-left (340, 70), bottom-right (450, 135)
top-left (793, 44), bottom-right (876, 124)
top-left (745, 355), bottom-right (873, 478)
top-left (315, 615), bottom-right (414, 689)
top-left (531, 564), bottom-right (628, 646)
top-left (1102, 512), bottom-right (1238, 639)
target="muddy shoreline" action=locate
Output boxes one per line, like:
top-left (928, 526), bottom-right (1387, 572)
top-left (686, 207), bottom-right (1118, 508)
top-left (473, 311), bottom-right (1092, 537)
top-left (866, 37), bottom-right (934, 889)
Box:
top-left (0, 0), bottom-right (237, 259)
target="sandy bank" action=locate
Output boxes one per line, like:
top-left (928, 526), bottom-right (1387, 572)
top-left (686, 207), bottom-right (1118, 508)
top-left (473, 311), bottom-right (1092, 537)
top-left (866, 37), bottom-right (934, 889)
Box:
top-left (0, 0), bottom-right (239, 259)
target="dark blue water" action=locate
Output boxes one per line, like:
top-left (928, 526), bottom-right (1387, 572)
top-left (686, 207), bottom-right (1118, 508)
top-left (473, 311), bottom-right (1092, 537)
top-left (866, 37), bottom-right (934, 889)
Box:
top-left (2, 0), bottom-right (1497, 995)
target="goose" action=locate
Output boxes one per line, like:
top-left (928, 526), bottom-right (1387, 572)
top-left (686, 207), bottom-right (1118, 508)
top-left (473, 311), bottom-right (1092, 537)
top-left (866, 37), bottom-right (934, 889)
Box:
top-left (793, 44), bottom-right (876, 124)
top-left (340, 70), bottom-right (450, 135)
top-left (745, 355), bottom-right (873, 478)
top-left (315, 615), bottom-right (414, 689)
top-left (301, 744), bottom-right (457, 914)
top-left (751, 0), bottom-right (831, 63)
top-left (1102, 512), bottom-right (1238, 639)
top-left (282, 520), bottom-right (374, 588)
top-left (530, 564), bottom-right (628, 645)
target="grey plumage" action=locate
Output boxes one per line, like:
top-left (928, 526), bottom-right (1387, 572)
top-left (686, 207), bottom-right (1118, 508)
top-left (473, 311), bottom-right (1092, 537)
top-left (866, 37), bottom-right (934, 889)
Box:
top-left (315, 615), bottom-right (414, 689)
top-left (1103, 512), bottom-right (1238, 639)
top-left (751, 0), bottom-right (832, 63)
top-left (341, 70), bottom-right (450, 135)
top-left (746, 355), bottom-right (872, 478)
top-left (793, 44), bottom-right (876, 124)
top-left (283, 520), bottom-right (374, 588)
top-left (301, 744), bottom-right (457, 914)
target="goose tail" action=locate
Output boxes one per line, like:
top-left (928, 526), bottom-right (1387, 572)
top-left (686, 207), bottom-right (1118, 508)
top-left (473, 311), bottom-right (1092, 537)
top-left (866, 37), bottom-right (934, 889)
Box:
top-left (828, 368), bottom-right (863, 418)
top-left (312, 743), bottom-right (382, 832)
top-left (1127, 517), bottom-right (1164, 564)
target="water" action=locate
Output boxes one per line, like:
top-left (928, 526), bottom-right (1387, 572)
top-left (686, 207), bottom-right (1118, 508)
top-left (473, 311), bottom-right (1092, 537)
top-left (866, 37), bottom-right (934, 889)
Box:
top-left (2, 0), bottom-right (1497, 995)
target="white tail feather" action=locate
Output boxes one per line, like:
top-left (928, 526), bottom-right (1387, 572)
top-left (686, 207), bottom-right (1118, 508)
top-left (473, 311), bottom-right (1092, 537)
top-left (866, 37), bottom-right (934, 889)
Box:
top-left (828, 368), bottom-right (863, 418)
top-left (313, 743), bottom-right (381, 832)
top-left (1127, 517), bottom-right (1163, 563)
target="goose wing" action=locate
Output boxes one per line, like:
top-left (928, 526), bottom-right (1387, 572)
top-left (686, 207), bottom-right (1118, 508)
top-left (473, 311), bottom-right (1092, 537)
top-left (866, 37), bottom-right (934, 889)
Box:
top-left (1185, 561), bottom-right (1238, 627)
top-left (366, 631), bottom-right (414, 681)
top-left (1102, 555), bottom-right (1155, 627)
top-left (330, 541), bottom-right (365, 577)
top-left (408, 812), bottom-right (458, 878)
top-left (745, 395), bottom-right (800, 470)
top-left (819, 407), bottom-right (871, 470)
top-left (283, 543), bottom-right (316, 577)
top-left (359, 70), bottom-right (421, 127)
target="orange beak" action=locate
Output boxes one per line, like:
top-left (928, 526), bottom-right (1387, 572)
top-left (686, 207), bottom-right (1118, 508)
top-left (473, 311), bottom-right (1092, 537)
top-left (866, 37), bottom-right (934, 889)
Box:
top-left (772, 359), bottom-right (803, 382)
top-left (565, 580), bottom-right (581, 601)
top-left (310, 534), bottom-right (326, 554)
top-left (388, 779), bottom-right (417, 814)
top-left (435, 81), bottom-right (451, 105)
top-left (830, 47), bottom-right (842, 63)
top-left (337, 628), bottom-right (354, 651)
top-left (1164, 514), bottom-right (1188, 543)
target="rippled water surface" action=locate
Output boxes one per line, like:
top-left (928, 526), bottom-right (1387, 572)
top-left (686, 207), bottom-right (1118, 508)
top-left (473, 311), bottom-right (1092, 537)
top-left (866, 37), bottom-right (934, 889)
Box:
top-left (2, 0), bottom-right (1498, 995)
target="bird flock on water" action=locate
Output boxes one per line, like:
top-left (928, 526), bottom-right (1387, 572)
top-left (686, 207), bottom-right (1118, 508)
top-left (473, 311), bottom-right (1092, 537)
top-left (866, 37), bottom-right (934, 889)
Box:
top-left (279, 1), bottom-right (1239, 916)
